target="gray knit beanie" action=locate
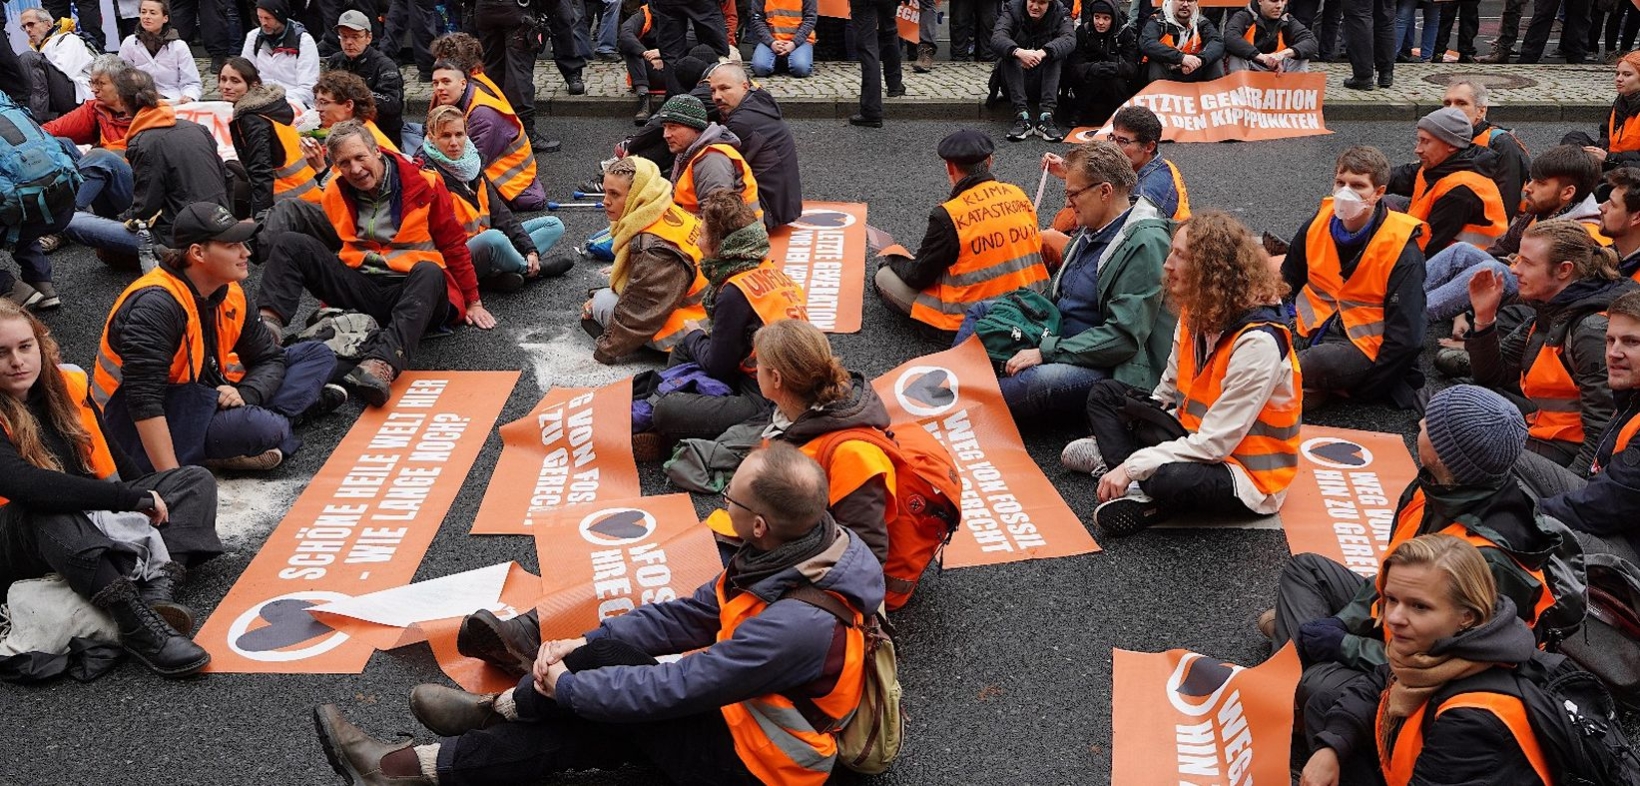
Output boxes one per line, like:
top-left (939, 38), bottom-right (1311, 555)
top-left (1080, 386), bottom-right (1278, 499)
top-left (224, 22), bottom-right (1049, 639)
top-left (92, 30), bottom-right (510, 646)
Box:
top-left (1425, 384), bottom-right (1527, 487)
top-left (1417, 107), bottom-right (1474, 150)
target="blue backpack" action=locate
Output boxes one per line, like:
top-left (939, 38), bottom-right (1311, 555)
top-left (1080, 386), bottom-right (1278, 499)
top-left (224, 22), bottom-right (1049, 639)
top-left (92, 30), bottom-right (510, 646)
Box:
top-left (0, 94), bottom-right (80, 247)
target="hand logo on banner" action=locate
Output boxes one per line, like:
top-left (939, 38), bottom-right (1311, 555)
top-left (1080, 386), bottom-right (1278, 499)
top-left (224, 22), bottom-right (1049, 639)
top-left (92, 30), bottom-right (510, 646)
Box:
top-left (1279, 426), bottom-right (1417, 578)
top-left (767, 202), bottom-right (869, 333)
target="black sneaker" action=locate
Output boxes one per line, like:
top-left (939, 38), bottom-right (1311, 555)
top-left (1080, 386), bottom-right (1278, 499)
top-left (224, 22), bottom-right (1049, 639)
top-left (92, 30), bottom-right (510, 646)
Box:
top-left (1006, 113), bottom-right (1032, 141)
top-left (486, 271), bottom-right (526, 293)
top-left (1037, 113), bottom-right (1063, 142)
top-left (566, 78), bottom-right (587, 95)
top-left (537, 254), bottom-right (576, 278)
top-left (295, 383), bottom-right (350, 426)
top-left (577, 176), bottom-right (606, 195)
top-left (1093, 493), bottom-right (1164, 538)
top-left (887, 84), bottom-right (906, 98)
top-left (848, 114), bottom-right (883, 128)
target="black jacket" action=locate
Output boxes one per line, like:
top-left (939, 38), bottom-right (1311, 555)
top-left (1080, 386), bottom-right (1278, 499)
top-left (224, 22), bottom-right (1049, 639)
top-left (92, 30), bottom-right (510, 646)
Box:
top-left (890, 172), bottom-right (996, 292)
top-left (229, 84), bottom-right (299, 219)
top-left (1543, 389), bottom-right (1640, 551)
top-left (1283, 201), bottom-right (1427, 407)
top-left (992, 0), bottom-right (1077, 61)
top-left (722, 88), bottom-right (803, 229)
top-left (1388, 145), bottom-right (1502, 253)
top-left (1139, 9), bottom-right (1224, 66)
top-left (1069, 2), bottom-right (1139, 81)
top-left (679, 285), bottom-right (757, 385)
top-left (1471, 277), bottom-right (1640, 473)
top-left (126, 109), bottom-right (230, 246)
top-left (324, 44), bottom-right (405, 147)
top-left (1474, 120), bottom-right (1530, 220)
top-left (1222, 3), bottom-right (1319, 60)
top-left (104, 269), bottom-right (287, 422)
top-left (773, 373), bottom-right (893, 563)
top-left (0, 382), bottom-right (148, 514)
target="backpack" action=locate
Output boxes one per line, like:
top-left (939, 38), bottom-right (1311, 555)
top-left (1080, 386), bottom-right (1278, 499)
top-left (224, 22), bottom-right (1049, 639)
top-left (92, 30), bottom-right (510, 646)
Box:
top-left (1560, 553), bottom-right (1640, 710)
top-left (0, 93), bottom-right (80, 247)
top-left (972, 289), bottom-right (1062, 365)
top-left (809, 424), bottom-right (962, 611)
top-left (782, 584), bottom-right (904, 775)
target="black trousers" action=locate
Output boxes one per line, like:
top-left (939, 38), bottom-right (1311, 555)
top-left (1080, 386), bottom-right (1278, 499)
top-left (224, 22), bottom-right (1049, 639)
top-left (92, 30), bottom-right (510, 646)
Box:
top-left (258, 233), bottom-right (451, 373)
top-left (1083, 379), bottom-right (1251, 521)
top-left (1297, 328), bottom-right (1375, 396)
top-left (1520, 0), bottom-right (1592, 61)
top-left (998, 58), bottom-right (1062, 114)
top-left (1342, 0), bottom-right (1395, 79)
top-left (1272, 551), bottom-right (1378, 757)
top-left (850, 0), bottom-right (902, 120)
top-left (301, 0), bottom-right (379, 57)
top-left (1433, 0), bottom-right (1480, 56)
top-left (1291, 0), bottom-right (1344, 58)
top-left (42, 0), bottom-right (107, 51)
top-left (385, 0), bottom-right (440, 76)
top-left (652, 0), bottom-right (730, 68)
top-left (650, 342), bottom-right (771, 441)
top-left (948, 0), bottom-right (997, 59)
top-left (170, 0), bottom-right (242, 58)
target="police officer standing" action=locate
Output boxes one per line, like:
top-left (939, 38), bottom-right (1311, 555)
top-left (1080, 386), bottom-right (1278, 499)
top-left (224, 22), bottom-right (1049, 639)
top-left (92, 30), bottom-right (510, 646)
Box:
top-left (472, 0), bottom-right (586, 151)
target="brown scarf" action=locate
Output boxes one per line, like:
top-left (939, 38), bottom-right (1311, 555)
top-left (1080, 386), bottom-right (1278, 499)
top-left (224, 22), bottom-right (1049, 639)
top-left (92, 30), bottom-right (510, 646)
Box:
top-left (1374, 644), bottom-right (1491, 773)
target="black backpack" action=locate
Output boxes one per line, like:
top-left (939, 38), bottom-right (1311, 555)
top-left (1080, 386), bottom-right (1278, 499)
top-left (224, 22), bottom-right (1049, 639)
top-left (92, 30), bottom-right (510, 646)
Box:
top-left (1560, 553), bottom-right (1640, 711)
top-left (1489, 651), bottom-right (1640, 786)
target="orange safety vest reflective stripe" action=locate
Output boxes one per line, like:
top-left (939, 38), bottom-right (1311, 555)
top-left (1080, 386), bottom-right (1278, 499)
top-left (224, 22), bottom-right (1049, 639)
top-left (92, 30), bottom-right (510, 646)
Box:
top-left (912, 181), bottom-right (1049, 331)
top-left (1409, 168), bottom-right (1509, 248)
top-left (673, 143), bottom-right (763, 218)
top-left (1174, 316), bottom-right (1303, 495)
top-left (1389, 489), bottom-right (1557, 627)
top-left (641, 206), bottom-right (710, 351)
top-left (322, 161), bottom-right (449, 274)
top-left (449, 177), bottom-right (492, 238)
top-left (92, 267), bottom-right (249, 408)
top-left (640, 5), bottom-right (652, 35)
top-left (1244, 23), bottom-right (1284, 52)
top-left (1610, 107), bottom-right (1640, 154)
top-left (1380, 690), bottom-right (1552, 786)
top-left (266, 117), bottom-right (324, 205)
top-left (0, 366), bottom-right (119, 507)
top-left (1163, 159), bottom-right (1191, 220)
top-left (463, 83), bottom-right (539, 203)
top-left (764, 0), bottom-right (816, 43)
top-left (1295, 200), bottom-right (1425, 362)
top-left (715, 572), bottom-right (865, 786)
top-left (1520, 323), bottom-right (1586, 445)
top-left (726, 264), bottom-right (809, 371)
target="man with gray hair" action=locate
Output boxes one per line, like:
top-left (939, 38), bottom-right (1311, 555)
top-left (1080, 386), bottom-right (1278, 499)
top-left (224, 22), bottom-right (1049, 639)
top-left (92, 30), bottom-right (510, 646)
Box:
top-left (1443, 79), bottom-right (1531, 220)
top-left (17, 8), bottom-right (96, 120)
top-left (257, 120), bottom-right (492, 407)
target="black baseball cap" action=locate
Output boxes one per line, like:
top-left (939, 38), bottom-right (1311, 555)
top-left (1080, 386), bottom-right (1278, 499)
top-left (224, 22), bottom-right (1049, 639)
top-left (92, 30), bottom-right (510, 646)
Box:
top-left (171, 203), bottom-right (257, 248)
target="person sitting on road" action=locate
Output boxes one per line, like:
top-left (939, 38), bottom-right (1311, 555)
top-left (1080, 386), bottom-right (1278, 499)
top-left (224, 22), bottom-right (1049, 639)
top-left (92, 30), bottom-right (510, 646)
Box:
top-left (653, 94), bottom-right (763, 219)
top-left (959, 141), bottom-right (1174, 424)
top-left (1063, 0), bottom-right (1139, 127)
top-left (0, 300), bottom-right (221, 679)
top-left (226, 58), bottom-right (324, 220)
top-left (417, 106), bottom-right (572, 294)
top-left (94, 203), bottom-right (343, 474)
top-left (1071, 211), bottom-right (1301, 538)
top-left (1563, 51), bottom-right (1640, 173)
top-left (619, 2), bottom-right (674, 124)
top-left (312, 70), bottom-right (400, 155)
top-left (583, 156), bottom-right (710, 365)
top-left (1282, 145), bottom-right (1428, 411)
top-left (993, 0), bottom-right (1075, 143)
top-left (1425, 144), bottom-right (1607, 327)
top-left (1139, 0), bottom-right (1224, 85)
top-left (708, 63), bottom-right (802, 229)
top-left (875, 129), bottom-right (1049, 338)
top-left (1223, 0), bottom-right (1318, 72)
top-left (1468, 220), bottom-right (1638, 474)
top-left (239, 0), bottom-right (319, 108)
top-left (428, 60), bottom-right (545, 212)
top-left (646, 191), bottom-right (808, 445)
top-left (1386, 107), bottom-right (1509, 254)
top-left (324, 10), bottom-right (405, 149)
top-left (118, 0), bottom-right (202, 104)
top-left (18, 9), bottom-right (95, 121)
top-left (1599, 166), bottom-right (1640, 282)
top-left (748, 0), bottom-right (817, 78)
top-left (1296, 534), bottom-right (1554, 786)
top-left (1443, 79), bottom-right (1530, 220)
top-left (315, 441), bottom-right (884, 786)
top-left (1113, 105), bottom-right (1190, 220)
top-left (257, 121), bottom-right (493, 407)
top-left (38, 56), bottom-right (138, 257)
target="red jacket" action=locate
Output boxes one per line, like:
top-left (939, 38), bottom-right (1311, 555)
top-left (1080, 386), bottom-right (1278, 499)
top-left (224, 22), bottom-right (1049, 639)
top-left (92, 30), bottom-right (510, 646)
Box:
top-left (42, 101), bottom-right (135, 150)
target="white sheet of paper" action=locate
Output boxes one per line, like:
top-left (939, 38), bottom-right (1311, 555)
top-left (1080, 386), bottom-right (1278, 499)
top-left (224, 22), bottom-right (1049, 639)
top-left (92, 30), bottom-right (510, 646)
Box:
top-left (308, 562), bottom-right (513, 628)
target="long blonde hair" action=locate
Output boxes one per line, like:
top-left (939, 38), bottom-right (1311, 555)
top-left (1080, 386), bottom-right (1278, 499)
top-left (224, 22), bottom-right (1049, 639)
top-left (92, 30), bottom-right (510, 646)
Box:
top-left (0, 301), bottom-right (92, 473)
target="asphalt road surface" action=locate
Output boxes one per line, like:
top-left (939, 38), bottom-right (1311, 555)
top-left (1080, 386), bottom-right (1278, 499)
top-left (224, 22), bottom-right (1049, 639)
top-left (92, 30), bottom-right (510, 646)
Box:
top-left (0, 116), bottom-right (1594, 785)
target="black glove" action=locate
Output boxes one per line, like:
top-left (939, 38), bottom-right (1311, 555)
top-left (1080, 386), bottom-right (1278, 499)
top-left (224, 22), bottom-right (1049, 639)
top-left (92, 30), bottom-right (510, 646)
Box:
top-left (1294, 616), bottom-right (1349, 667)
top-left (1088, 61), bottom-right (1117, 77)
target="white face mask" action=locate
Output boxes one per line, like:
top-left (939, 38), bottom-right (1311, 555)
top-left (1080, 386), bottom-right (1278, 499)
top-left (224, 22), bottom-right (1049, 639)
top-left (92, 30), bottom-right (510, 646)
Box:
top-left (1333, 186), bottom-right (1370, 222)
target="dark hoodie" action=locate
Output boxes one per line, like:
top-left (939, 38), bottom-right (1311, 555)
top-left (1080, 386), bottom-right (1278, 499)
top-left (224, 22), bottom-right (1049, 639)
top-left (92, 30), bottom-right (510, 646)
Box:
top-left (992, 0), bottom-right (1077, 62)
top-left (1069, 0), bottom-right (1139, 85)
top-left (1315, 597), bottom-right (1546, 786)
top-left (1543, 389), bottom-right (1640, 552)
top-left (771, 373), bottom-right (894, 563)
top-left (229, 83), bottom-right (299, 218)
top-left (126, 104), bottom-right (230, 245)
top-left (1471, 277), bottom-right (1640, 473)
top-left (722, 88), bottom-right (803, 229)
top-left (1223, 1), bottom-right (1319, 61)
top-left (1388, 144), bottom-right (1503, 253)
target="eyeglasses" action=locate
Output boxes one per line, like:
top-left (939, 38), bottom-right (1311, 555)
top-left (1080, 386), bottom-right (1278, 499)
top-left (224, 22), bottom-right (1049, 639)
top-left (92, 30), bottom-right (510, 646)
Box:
top-left (721, 488), bottom-right (766, 519)
top-left (1108, 134), bottom-right (1138, 146)
top-left (1065, 182), bottom-right (1105, 204)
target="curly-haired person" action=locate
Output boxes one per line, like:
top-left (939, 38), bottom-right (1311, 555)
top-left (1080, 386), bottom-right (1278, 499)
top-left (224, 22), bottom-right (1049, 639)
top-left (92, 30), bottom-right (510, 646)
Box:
top-left (1062, 210), bottom-right (1303, 537)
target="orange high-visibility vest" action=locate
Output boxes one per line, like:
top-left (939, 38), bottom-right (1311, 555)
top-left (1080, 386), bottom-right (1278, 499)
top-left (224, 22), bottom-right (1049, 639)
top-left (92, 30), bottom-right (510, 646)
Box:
top-left (764, 0), bottom-right (816, 43)
top-left (640, 206), bottom-right (710, 351)
top-left (1389, 489), bottom-right (1557, 627)
top-left (1473, 125), bottom-right (1528, 156)
top-left (0, 366), bottom-right (119, 507)
top-left (266, 117), bottom-right (324, 205)
top-left (1409, 168), bottom-right (1509, 248)
top-left (1295, 200), bottom-right (1426, 362)
top-left (673, 143), bottom-right (762, 218)
top-left (448, 176), bottom-right (492, 239)
top-left (463, 83), bottom-right (539, 203)
top-left (1597, 411), bottom-right (1640, 474)
top-left (1159, 31), bottom-right (1204, 54)
top-left (1520, 324), bottom-right (1586, 445)
top-left (1610, 107), bottom-right (1640, 154)
top-left (1162, 159), bottom-right (1191, 220)
top-left (322, 161), bottom-right (449, 274)
top-left (714, 572), bottom-right (866, 786)
top-left (1243, 22), bottom-right (1284, 52)
top-left (1380, 690), bottom-right (1551, 786)
top-left (1174, 316), bottom-right (1303, 495)
top-left (92, 268), bottom-right (248, 408)
top-left (726, 264), bottom-right (809, 371)
top-left (911, 181), bottom-right (1049, 331)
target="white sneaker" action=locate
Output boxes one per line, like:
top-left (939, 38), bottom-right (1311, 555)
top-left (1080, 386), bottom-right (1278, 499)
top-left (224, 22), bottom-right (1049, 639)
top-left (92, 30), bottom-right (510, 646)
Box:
top-left (1060, 437), bottom-right (1109, 476)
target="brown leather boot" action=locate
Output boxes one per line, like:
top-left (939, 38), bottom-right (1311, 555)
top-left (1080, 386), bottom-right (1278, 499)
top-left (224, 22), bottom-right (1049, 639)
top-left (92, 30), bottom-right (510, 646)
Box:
top-left (1477, 50), bottom-right (1512, 63)
top-left (313, 704), bottom-right (430, 785)
top-left (913, 43), bottom-right (935, 73)
top-left (456, 608), bottom-right (540, 677)
top-left (346, 358), bottom-right (398, 408)
top-left (409, 685), bottom-right (509, 737)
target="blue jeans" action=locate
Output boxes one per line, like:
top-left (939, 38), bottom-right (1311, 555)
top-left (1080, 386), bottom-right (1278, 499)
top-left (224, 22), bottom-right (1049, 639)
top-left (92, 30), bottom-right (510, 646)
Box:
top-left (467, 217), bottom-right (567, 278)
top-left (954, 300), bottom-right (1109, 422)
top-left (1424, 242), bottom-right (1516, 322)
top-left (63, 212), bottom-right (139, 257)
top-left (62, 141), bottom-right (134, 218)
top-left (202, 341), bottom-right (337, 460)
top-left (594, 0), bottom-right (619, 53)
top-left (751, 42), bottom-right (815, 77)
top-left (1395, 0), bottom-right (1440, 58)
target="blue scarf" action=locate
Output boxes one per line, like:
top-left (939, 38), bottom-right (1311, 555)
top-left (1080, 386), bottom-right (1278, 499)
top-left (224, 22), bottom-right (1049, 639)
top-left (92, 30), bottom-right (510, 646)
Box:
top-left (422, 137), bottom-right (483, 184)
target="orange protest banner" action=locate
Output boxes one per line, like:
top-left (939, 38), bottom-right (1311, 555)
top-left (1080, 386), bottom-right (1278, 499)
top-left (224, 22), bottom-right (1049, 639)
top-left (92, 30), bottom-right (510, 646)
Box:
top-left (1279, 426), bottom-right (1419, 577)
top-left (1112, 644), bottom-right (1302, 786)
top-left (1066, 70), bottom-right (1332, 144)
top-left (768, 202), bottom-right (868, 333)
top-left (870, 337), bottom-right (1098, 567)
top-left (196, 372), bottom-right (517, 673)
top-left (818, 0), bottom-right (919, 40)
top-left (421, 564), bottom-right (547, 694)
top-left (470, 380), bottom-right (642, 535)
top-left (173, 101), bottom-right (242, 162)
top-left (530, 494), bottom-right (725, 642)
